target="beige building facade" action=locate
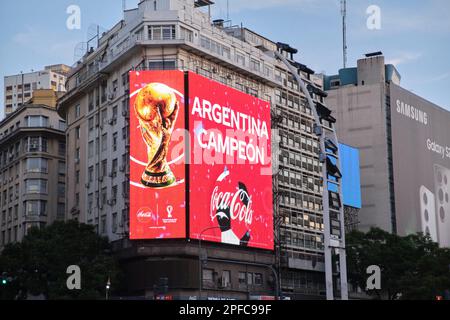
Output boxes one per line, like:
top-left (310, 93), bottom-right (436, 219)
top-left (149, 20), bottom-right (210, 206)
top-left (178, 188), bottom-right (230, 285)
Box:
top-left (0, 90), bottom-right (66, 248)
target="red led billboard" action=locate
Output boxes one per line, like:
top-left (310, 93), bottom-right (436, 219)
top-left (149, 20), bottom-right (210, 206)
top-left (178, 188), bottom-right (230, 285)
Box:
top-left (129, 70), bottom-right (186, 239)
top-left (129, 71), bottom-right (273, 250)
top-left (188, 72), bottom-right (273, 250)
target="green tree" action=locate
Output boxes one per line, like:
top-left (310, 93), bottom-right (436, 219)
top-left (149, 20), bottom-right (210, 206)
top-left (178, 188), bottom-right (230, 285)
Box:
top-left (346, 228), bottom-right (450, 300)
top-left (0, 221), bottom-right (119, 300)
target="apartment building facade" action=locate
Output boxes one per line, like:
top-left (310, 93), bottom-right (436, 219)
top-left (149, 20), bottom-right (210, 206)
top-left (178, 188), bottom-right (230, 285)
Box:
top-left (0, 90), bottom-right (66, 249)
top-left (58, 0), bottom-right (333, 299)
top-left (3, 64), bottom-right (69, 116)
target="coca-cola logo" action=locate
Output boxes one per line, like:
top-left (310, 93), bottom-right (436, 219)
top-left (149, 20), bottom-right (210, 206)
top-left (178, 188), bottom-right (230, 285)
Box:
top-left (210, 186), bottom-right (254, 226)
top-left (136, 207), bottom-right (155, 224)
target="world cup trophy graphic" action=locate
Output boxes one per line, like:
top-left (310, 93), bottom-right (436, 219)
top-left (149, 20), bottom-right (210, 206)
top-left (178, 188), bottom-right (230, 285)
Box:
top-left (134, 83), bottom-right (179, 188)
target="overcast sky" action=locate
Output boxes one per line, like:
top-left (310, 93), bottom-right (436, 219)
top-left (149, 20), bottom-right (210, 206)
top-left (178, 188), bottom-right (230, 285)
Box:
top-left (1, 0), bottom-right (449, 119)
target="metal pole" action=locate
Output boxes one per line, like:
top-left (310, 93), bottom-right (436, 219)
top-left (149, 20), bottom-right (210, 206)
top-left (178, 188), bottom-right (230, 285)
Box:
top-left (198, 226), bottom-right (221, 301)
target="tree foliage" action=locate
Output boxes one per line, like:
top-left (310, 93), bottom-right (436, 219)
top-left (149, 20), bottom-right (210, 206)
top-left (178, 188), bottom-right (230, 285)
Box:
top-left (0, 221), bottom-right (119, 300)
top-left (346, 228), bottom-right (450, 300)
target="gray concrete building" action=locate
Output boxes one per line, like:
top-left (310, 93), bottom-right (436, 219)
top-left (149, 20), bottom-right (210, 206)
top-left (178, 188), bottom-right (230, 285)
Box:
top-left (325, 53), bottom-right (450, 246)
top-left (58, 0), bottom-right (339, 299)
top-left (325, 54), bottom-right (400, 233)
top-left (0, 90), bottom-right (66, 248)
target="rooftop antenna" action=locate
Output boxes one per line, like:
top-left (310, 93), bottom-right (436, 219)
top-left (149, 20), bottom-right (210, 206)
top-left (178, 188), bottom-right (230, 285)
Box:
top-left (227, 0), bottom-right (229, 21)
top-left (341, 0), bottom-right (348, 68)
top-left (122, 0), bottom-right (126, 19)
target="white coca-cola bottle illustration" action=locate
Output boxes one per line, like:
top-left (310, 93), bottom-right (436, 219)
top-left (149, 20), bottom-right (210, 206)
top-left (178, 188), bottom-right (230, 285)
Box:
top-left (210, 168), bottom-right (252, 246)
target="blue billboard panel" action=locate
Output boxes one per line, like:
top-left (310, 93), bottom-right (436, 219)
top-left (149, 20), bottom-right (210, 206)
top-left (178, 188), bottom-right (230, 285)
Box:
top-left (339, 143), bottom-right (362, 209)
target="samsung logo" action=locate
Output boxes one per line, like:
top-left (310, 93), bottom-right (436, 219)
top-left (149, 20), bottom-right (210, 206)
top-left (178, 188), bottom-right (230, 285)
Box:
top-left (396, 99), bottom-right (428, 125)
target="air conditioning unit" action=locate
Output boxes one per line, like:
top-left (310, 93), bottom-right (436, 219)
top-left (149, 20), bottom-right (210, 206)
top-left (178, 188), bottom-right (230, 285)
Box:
top-left (107, 199), bottom-right (116, 206)
top-left (108, 93), bottom-right (116, 101)
top-left (122, 110), bottom-right (129, 117)
top-left (108, 118), bottom-right (115, 125)
top-left (119, 165), bottom-right (125, 172)
top-left (99, 176), bottom-right (104, 182)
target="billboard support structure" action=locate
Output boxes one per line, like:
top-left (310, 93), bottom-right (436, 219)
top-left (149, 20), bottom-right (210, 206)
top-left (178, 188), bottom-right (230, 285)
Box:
top-left (274, 51), bottom-right (348, 300)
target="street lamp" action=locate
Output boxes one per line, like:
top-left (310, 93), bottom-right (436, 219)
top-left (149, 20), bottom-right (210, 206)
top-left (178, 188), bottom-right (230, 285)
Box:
top-left (106, 277), bottom-right (111, 300)
top-left (198, 226), bottom-right (221, 301)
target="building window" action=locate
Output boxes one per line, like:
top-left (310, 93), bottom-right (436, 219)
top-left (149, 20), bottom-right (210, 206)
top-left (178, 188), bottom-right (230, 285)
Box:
top-left (26, 158), bottom-right (48, 173)
top-left (111, 185), bottom-right (118, 203)
top-left (58, 182), bottom-right (65, 198)
top-left (26, 116), bottom-right (48, 128)
top-left (88, 141), bottom-right (94, 158)
top-left (112, 132), bottom-right (118, 152)
top-left (88, 166), bottom-right (94, 183)
top-left (75, 126), bottom-right (80, 140)
top-left (112, 158), bottom-right (118, 177)
top-left (238, 272), bottom-right (246, 286)
top-left (101, 187), bottom-right (107, 206)
top-left (221, 270), bottom-right (231, 288)
top-left (58, 141), bottom-right (65, 156)
top-left (254, 273), bottom-right (263, 286)
top-left (112, 79), bottom-right (118, 93)
top-left (121, 72), bottom-right (129, 87)
top-left (101, 216), bottom-right (107, 234)
top-left (57, 203), bottom-right (65, 220)
top-left (250, 59), bottom-right (261, 72)
top-left (112, 105), bottom-right (118, 122)
top-left (27, 137), bottom-right (48, 153)
top-left (180, 27), bottom-right (193, 42)
top-left (101, 134), bottom-right (107, 151)
top-left (75, 104), bottom-right (81, 118)
top-left (101, 109), bottom-right (108, 124)
top-left (112, 212), bottom-right (118, 233)
top-left (247, 272), bottom-right (253, 285)
top-left (88, 193), bottom-right (94, 213)
top-left (236, 53), bottom-right (245, 66)
top-left (101, 160), bottom-right (107, 178)
top-left (25, 200), bottom-right (47, 216)
top-left (88, 117), bottom-right (94, 131)
top-left (59, 120), bottom-right (67, 131)
top-left (58, 161), bottom-right (65, 176)
top-left (148, 60), bottom-right (176, 70)
top-left (148, 25), bottom-right (176, 40)
top-left (88, 91), bottom-right (94, 111)
top-left (25, 179), bottom-right (47, 194)
top-left (202, 269), bottom-right (214, 286)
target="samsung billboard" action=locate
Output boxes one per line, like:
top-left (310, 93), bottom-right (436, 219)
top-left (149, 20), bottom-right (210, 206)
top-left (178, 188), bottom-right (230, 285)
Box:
top-left (128, 70), bottom-right (274, 250)
top-left (390, 83), bottom-right (450, 247)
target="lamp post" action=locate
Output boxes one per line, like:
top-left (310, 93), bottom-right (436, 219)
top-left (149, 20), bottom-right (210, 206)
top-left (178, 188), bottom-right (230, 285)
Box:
top-left (198, 226), bottom-right (221, 301)
top-left (106, 277), bottom-right (111, 300)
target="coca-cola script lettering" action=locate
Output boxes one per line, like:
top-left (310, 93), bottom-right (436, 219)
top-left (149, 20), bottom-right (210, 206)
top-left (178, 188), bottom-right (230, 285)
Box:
top-left (210, 186), bottom-right (253, 226)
